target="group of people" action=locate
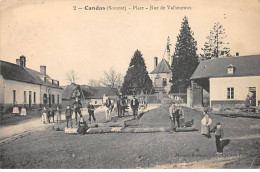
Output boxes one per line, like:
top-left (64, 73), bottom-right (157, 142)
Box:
top-left (169, 102), bottom-right (225, 155)
top-left (201, 108), bottom-right (224, 154)
top-left (41, 106), bottom-right (62, 124)
top-left (103, 94), bottom-right (140, 121)
top-left (12, 103), bottom-right (27, 117)
top-left (169, 103), bottom-right (185, 132)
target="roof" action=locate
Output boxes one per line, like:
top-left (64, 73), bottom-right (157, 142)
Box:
top-left (62, 84), bottom-right (118, 100)
top-left (150, 59), bottom-right (171, 74)
top-left (191, 55), bottom-right (260, 79)
top-left (0, 60), bottom-right (62, 89)
top-left (26, 68), bottom-right (62, 89)
top-left (0, 60), bottom-right (41, 85)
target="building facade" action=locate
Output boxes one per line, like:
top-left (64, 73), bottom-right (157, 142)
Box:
top-left (190, 55), bottom-right (260, 108)
top-left (150, 57), bottom-right (172, 95)
top-left (0, 56), bottom-right (63, 113)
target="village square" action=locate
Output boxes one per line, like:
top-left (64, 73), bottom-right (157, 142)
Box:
top-left (0, 0), bottom-right (260, 169)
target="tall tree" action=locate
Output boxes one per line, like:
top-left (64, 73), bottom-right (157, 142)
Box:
top-left (100, 67), bottom-right (123, 88)
top-left (171, 16), bottom-right (198, 93)
top-left (121, 50), bottom-right (154, 95)
top-left (66, 70), bottom-right (79, 84)
top-left (201, 22), bottom-right (230, 60)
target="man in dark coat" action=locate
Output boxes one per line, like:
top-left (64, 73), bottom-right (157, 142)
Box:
top-left (73, 97), bottom-right (82, 122)
top-left (130, 95), bottom-right (139, 119)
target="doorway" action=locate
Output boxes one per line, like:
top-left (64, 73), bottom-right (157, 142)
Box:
top-left (249, 87), bottom-right (256, 106)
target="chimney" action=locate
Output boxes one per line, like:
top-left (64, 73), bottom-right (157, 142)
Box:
top-left (236, 52), bottom-right (239, 57)
top-left (20, 55), bottom-right (26, 67)
top-left (40, 66), bottom-right (46, 76)
top-left (154, 57), bottom-right (158, 68)
top-left (57, 81), bottom-right (59, 86)
top-left (16, 59), bottom-right (21, 66)
top-left (52, 79), bottom-right (54, 85)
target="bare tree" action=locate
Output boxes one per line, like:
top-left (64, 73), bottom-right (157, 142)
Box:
top-left (100, 67), bottom-right (123, 88)
top-left (88, 79), bottom-right (101, 87)
top-left (66, 70), bottom-right (79, 84)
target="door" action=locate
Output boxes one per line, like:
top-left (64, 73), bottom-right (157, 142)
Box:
top-left (43, 94), bottom-right (47, 104)
top-left (29, 91), bottom-right (32, 109)
top-left (249, 87), bottom-right (256, 106)
top-left (49, 94), bottom-right (52, 107)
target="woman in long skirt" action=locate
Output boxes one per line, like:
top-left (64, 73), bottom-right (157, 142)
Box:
top-left (12, 102), bottom-right (19, 116)
top-left (41, 107), bottom-right (48, 124)
top-left (20, 105), bottom-right (27, 117)
top-left (201, 109), bottom-right (212, 138)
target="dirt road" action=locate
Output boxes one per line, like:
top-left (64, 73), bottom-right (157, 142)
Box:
top-left (0, 105), bottom-right (259, 169)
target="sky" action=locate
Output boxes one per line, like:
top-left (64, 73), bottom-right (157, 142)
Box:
top-left (1, 0), bottom-right (260, 86)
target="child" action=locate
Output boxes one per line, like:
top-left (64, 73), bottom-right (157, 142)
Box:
top-left (77, 117), bottom-right (88, 135)
top-left (65, 105), bottom-right (73, 128)
top-left (87, 102), bottom-right (96, 124)
top-left (214, 122), bottom-right (224, 154)
top-left (56, 106), bottom-right (62, 123)
top-left (12, 102), bottom-right (19, 116)
top-left (41, 107), bottom-right (48, 124)
top-left (20, 105), bottom-right (27, 117)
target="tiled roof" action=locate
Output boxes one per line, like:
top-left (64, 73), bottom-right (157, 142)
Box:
top-left (26, 68), bottom-right (62, 89)
top-left (150, 59), bottom-right (171, 74)
top-left (191, 55), bottom-right (260, 79)
top-left (62, 83), bottom-right (118, 100)
top-left (0, 60), bottom-right (62, 89)
top-left (0, 60), bottom-right (41, 85)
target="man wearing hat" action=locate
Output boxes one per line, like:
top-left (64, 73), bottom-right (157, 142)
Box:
top-left (130, 95), bottom-right (139, 119)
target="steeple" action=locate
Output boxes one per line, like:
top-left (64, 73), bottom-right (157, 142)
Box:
top-left (166, 36), bottom-right (171, 64)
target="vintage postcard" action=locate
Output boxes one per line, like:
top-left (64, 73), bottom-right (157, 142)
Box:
top-left (0, 0), bottom-right (260, 169)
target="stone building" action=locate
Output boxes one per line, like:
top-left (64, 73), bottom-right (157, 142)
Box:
top-left (0, 56), bottom-right (63, 113)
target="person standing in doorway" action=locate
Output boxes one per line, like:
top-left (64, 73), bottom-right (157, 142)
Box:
top-left (130, 95), bottom-right (139, 119)
top-left (73, 97), bottom-right (83, 123)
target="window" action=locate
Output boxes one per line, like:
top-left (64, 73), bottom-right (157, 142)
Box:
top-left (162, 78), bottom-right (167, 87)
top-left (57, 95), bottom-right (60, 105)
top-left (95, 101), bottom-right (97, 104)
top-left (227, 87), bottom-right (234, 99)
top-left (52, 95), bottom-right (55, 104)
top-left (24, 91), bottom-right (27, 103)
top-left (13, 90), bottom-right (16, 104)
top-left (34, 92), bottom-right (36, 103)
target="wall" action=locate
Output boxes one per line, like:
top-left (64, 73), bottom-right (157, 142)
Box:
top-left (40, 85), bottom-right (63, 107)
top-left (150, 72), bottom-right (172, 93)
top-left (2, 79), bottom-right (41, 111)
top-left (210, 76), bottom-right (260, 107)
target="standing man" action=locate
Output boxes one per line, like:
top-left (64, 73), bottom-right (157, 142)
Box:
top-left (130, 95), bottom-right (139, 119)
top-left (87, 101), bottom-right (96, 124)
top-left (215, 122), bottom-right (224, 154)
top-left (169, 103), bottom-right (178, 133)
top-left (117, 94), bottom-right (125, 117)
top-left (103, 94), bottom-right (112, 122)
top-left (73, 97), bottom-right (82, 123)
top-left (65, 105), bottom-right (73, 128)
